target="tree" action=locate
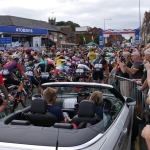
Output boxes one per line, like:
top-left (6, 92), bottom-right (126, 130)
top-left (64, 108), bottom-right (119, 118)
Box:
top-left (79, 34), bottom-right (84, 44)
top-left (94, 34), bottom-right (99, 44)
top-left (56, 21), bottom-right (80, 31)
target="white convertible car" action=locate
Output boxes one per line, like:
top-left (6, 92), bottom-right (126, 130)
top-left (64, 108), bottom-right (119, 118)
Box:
top-left (0, 82), bottom-right (138, 150)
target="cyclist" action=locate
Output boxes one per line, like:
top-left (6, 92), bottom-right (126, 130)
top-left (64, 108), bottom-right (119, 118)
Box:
top-left (75, 59), bottom-right (91, 82)
top-left (25, 61), bottom-right (42, 94)
top-left (23, 48), bottom-right (34, 67)
top-left (34, 53), bottom-right (55, 84)
top-left (92, 51), bottom-right (107, 84)
top-left (2, 52), bottom-right (28, 101)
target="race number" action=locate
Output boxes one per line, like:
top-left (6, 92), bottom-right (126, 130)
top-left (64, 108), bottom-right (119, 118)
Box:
top-left (2, 69), bottom-right (10, 75)
top-left (26, 71), bottom-right (33, 76)
top-left (41, 72), bottom-right (49, 78)
top-left (76, 69), bottom-right (84, 73)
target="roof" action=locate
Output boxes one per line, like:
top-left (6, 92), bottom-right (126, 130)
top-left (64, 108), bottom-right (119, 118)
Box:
top-left (51, 25), bottom-right (66, 35)
top-left (0, 15), bottom-right (59, 32)
top-left (56, 26), bottom-right (71, 29)
top-left (86, 41), bottom-right (99, 46)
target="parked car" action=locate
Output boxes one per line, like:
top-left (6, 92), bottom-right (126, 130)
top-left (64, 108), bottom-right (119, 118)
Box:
top-left (0, 82), bottom-right (138, 150)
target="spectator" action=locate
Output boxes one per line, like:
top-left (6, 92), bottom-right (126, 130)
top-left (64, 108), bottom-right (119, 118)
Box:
top-left (43, 87), bottom-right (70, 123)
top-left (145, 62), bottom-right (150, 105)
top-left (118, 52), bottom-right (132, 97)
top-left (122, 51), bottom-right (143, 79)
top-left (141, 125), bottom-right (150, 149)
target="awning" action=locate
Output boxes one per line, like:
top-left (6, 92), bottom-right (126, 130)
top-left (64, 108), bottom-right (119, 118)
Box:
top-left (60, 42), bottom-right (77, 46)
top-left (0, 25), bottom-right (48, 35)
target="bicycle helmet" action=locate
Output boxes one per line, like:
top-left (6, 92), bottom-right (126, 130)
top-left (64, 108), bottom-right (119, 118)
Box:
top-left (28, 61), bottom-right (34, 66)
top-left (42, 51), bottom-right (48, 57)
top-left (12, 52), bottom-right (22, 60)
top-left (99, 51), bottom-right (106, 57)
top-left (80, 59), bottom-right (84, 64)
top-left (25, 48), bottom-right (31, 54)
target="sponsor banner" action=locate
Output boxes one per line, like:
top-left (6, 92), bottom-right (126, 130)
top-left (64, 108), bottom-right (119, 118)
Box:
top-left (0, 25), bottom-right (47, 35)
top-left (0, 37), bottom-right (12, 44)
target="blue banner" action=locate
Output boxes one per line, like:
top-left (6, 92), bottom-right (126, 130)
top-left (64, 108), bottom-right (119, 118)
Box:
top-left (134, 29), bottom-right (140, 45)
top-left (0, 37), bottom-right (12, 44)
top-left (0, 25), bottom-right (47, 35)
top-left (99, 30), bottom-right (103, 49)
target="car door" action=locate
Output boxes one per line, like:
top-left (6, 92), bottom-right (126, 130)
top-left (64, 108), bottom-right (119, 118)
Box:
top-left (99, 103), bottom-right (133, 150)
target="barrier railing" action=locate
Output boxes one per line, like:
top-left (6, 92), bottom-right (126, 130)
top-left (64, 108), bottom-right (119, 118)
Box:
top-left (107, 75), bottom-right (149, 121)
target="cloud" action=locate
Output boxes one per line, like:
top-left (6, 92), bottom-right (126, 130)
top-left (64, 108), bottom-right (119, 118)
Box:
top-left (0, 0), bottom-right (150, 30)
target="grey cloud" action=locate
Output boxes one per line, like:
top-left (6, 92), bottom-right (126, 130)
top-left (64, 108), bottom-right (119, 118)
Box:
top-left (0, 0), bottom-right (150, 30)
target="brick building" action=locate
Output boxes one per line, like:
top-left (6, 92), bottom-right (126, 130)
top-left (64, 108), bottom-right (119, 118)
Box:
top-left (105, 34), bottom-right (124, 47)
top-left (140, 11), bottom-right (150, 45)
top-left (75, 27), bottom-right (102, 44)
top-left (55, 26), bottom-right (75, 43)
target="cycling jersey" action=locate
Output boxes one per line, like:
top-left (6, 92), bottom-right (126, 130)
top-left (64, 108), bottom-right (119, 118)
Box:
top-left (77, 64), bottom-right (90, 71)
top-left (87, 52), bottom-right (96, 61)
top-left (36, 60), bottom-right (54, 72)
top-left (2, 61), bottom-right (22, 76)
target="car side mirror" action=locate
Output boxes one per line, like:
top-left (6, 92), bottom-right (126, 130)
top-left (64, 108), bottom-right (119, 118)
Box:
top-left (126, 97), bottom-right (136, 106)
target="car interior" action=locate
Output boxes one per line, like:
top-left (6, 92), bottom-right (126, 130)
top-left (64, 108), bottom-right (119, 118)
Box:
top-left (0, 86), bottom-right (124, 147)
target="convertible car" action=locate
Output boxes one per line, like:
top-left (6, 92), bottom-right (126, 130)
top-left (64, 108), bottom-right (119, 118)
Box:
top-left (0, 82), bottom-right (138, 150)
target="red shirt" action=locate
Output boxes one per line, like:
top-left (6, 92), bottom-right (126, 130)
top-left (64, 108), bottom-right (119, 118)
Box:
top-left (0, 71), bottom-right (4, 84)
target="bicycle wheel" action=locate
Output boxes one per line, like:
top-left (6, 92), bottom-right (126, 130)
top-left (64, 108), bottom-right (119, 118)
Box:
top-left (20, 90), bottom-right (27, 105)
top-left (12, 99), bottom-right (26, 112)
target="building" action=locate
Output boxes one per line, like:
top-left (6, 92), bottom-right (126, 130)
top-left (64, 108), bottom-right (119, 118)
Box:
top-left (55, 26), bottom-right (75, 43)
top-left (75, 27), bottom-right (101, 45)
top-left (140, 11), bottom-right (150, 45)
top-left (0, 15), bottom-right (66, 48)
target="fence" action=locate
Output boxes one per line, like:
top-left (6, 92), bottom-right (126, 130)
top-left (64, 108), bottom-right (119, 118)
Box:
top-left (107, 76), bottom-right (149, 121)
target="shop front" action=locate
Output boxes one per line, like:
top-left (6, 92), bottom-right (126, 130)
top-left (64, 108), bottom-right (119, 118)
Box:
top-left (0, 25), bottom-right (48, 47)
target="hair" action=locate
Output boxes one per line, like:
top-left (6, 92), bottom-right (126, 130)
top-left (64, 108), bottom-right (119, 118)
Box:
top-left (123, 52), bottom-right (131, 59)
top-left (146, 43), bottom-right (150, 49)
top-left (43, 87), bottom-right (56, 103)
top-left (89, 91), bottom-right (103, 107)
top-left (144, 48), bottom-right (150, 55)
top-left (132, 51), bottom-right (140, 57)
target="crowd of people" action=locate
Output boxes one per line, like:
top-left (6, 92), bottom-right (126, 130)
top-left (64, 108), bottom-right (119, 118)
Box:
top-left (1, 43), bottom-right (150, 147)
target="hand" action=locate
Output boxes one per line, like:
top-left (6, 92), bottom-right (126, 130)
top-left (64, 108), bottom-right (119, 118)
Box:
top-left (141, 125), bottom-right (150, 141)
top-left (131, 79), bottom-right (136, 82)
top-left (120, 62), bottom-right (126, 67)
top-left (139, 86), bottom-right (143, 92)
top-left (136, 80), bottom-right (141, 85)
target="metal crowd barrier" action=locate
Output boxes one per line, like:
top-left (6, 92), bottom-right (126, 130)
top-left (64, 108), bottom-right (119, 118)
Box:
top-left (107, 76), bottom-right (149, 121)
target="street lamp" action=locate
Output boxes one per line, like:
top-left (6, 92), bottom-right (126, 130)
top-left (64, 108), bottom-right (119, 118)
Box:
top-left (139, 0), bottom-right (141, 44)
top-left (104, 18), bottom-right (112, 30)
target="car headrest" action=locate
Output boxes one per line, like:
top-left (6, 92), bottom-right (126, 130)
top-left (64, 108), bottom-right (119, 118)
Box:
top-left (78, 100), bottom-right (95, 117)
top-left (30, 99), bottom-right (47, 114)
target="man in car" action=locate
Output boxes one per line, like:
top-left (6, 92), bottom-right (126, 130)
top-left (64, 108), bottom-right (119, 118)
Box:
top-left (43, 87), bottom-right (70, 123)
top-left (89, 91), bottom-right (104, 118)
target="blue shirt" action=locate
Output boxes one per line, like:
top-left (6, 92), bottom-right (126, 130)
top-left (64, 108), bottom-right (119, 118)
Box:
top-left (95, 108), bottom-right (108, 118)
top-left (47, 105), bottom-right (64, 122)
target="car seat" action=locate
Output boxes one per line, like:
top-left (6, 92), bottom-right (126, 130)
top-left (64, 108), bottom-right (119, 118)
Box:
top-left (71, 100), bottom-right (98, 126)
top-left (28, 99), bottom-right (58, 127)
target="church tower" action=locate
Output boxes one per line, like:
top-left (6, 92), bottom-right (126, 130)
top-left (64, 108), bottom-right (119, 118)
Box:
top-left (48, 17), bottom-right (56, 25)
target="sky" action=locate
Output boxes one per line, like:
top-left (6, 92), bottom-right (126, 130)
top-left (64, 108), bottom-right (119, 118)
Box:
top-left (0, 0), bottom-right (149, 31)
